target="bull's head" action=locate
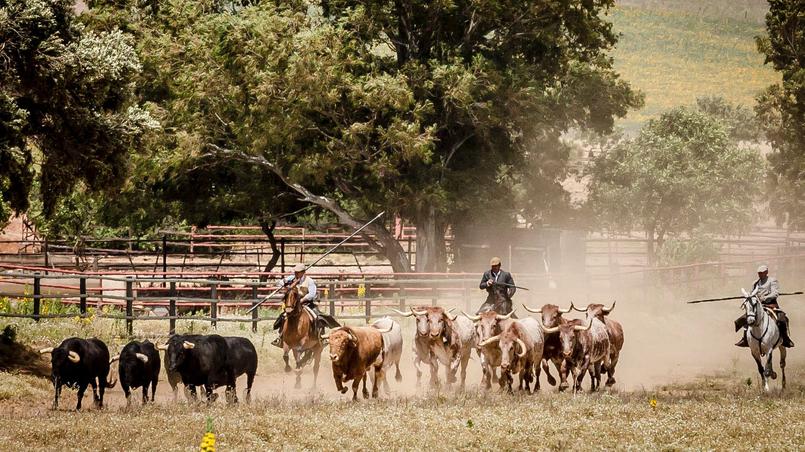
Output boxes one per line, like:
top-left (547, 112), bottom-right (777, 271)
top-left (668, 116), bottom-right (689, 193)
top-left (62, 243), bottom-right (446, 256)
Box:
top-left (498, 328), bottom-right (528, 372)
top-left (543, 319), bottom-right (591, 359)
top-left (573, 301), bottom-right (616, 321)
top-left (410, 307), bottom-right (430, 337)
top-left (523, 303), bottom-right (572, 330)
top-left (467, 310), bottom-right (514, 344)
top-left (167, 339), bottom-right (195, 372)
top-left (327, 328), bottom-right (357, 364)
top-left (427, 307), bottom-right (455, 341)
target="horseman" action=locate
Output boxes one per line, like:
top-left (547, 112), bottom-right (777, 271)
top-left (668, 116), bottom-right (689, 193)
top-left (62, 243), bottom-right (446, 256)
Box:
top-left (477, 257), bottom-right (516, 315)
top-left (272, 263), bottom-right (340, 348)
top-left (735, 265), bottom-right (795, 348)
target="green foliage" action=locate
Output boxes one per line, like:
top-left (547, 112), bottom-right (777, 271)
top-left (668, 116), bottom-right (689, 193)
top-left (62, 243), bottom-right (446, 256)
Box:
top-left (0, 0), bottom-right (157, 224)
top-left (656, 236), bottom-right (720, 267)
top-left (695, 96), bottom-right (763, 143)
top-left (586, 107), bottom-right (765, 264)
top-left (755, 0), bottom-right (805, 229)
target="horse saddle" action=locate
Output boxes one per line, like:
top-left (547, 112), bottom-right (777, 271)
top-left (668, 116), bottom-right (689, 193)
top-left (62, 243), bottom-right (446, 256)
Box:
top-left (303, 305), bottom-right (317, 322)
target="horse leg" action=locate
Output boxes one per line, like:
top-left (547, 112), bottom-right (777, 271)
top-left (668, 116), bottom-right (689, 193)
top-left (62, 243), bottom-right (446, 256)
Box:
top-left (752, 354), bottom-right (767, 392)
top-left (779, 345), bottom-right (786, 390)
top-left (283, 343), bottom-right (292, 373)
top-left (764, 349), bottom-right (777, 380)
top-left (292, 349), bottom-right (302, 389)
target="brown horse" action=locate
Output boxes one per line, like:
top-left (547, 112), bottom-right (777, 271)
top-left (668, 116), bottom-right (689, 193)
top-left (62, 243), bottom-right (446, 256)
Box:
top-left (279, 285), bottom-right (323, 389)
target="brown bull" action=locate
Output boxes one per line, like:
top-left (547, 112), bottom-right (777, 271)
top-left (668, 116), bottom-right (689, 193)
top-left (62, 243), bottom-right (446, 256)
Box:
top-left (543, 318), bottom-right (610, 393)
top-left (573, 301), bottom-right (623, 387)
top-left (462, 310), bottom-right (515, 389)
top-left (325, 325), bottom-right (391, 400)
top-left (522, 303), bottom-right (573, 390)
top-left (479, 317), bottom-right (544, 394)
top-left (395, 306), bottom-right (476, 389)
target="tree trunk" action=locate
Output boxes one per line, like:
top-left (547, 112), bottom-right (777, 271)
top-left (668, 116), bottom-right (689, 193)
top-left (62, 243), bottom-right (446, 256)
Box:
top-left (258, 219), bottom-right (281, 282)
top-left (414, 206), bottom-right (447, 272)
top-left (646, 225), bottom-right (657, 266)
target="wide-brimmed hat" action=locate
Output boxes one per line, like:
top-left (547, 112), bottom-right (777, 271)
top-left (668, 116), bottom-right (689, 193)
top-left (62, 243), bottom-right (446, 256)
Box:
top-left (490, 257), bottom-right (502, 266)
top-left (757, 264), bottom-right (768, 273)
top-left (293, 263), bottom-right (306, 272)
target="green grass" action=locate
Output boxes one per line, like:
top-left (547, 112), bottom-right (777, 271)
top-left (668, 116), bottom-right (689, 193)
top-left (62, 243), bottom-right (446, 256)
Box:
top-left (609, 5), bottom-right (779, 129)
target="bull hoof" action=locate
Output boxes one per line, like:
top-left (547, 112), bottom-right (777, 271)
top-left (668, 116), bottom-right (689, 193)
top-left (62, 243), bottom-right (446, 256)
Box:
top-left (339, 387), bottom-right (348, 394)
top-left (558, 383), bottom-right (568, 392)
top-left (605, 377), bottom-right (616, 387)
top-left (547, 375), bottom-right (556, 386)
top-left (284, 365), bottom-right (292, 373)
top-left (770, 371), bottom-right (778, 380)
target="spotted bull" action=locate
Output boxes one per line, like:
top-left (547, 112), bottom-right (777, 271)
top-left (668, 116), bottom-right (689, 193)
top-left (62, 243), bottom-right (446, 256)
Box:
top-left (324, 325), bottom-right (392, 400)
top-left (370, 317), bottom-right (403, 393)
top-left (462, 310), bottom-right (515, 389)
top-left (479, 318), bottom-right (544, 394)
top-left (522, 303), bottom-right (573, 389)
top-left (543, 317), bottom-right (610, 393)
top-left (573, 301), bottom-right (623, 387)
top-left (39, 337), bottom-right (116, 410)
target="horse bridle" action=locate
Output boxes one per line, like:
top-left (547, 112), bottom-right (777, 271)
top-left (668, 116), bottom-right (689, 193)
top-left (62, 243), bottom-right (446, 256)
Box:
top-left (744, 295), bottom-right (770, 341)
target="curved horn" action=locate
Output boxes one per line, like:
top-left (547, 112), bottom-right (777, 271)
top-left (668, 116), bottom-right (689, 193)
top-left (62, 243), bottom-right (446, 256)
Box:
top-left (390, 308), bottom-right (414, 317)
top-left (156, 344), bottom-right (168, 351)
top-left (135, 353), bottom-right (149, 363)
top-left (461, 311), bottom-right (481, 322)
top-left (496, 310), bottom-right (515, 321)
top-left (182, 341), bottom-right (195, 350)
top-left (39, 347), bottom-right (54, 354)
top-left (320, 333), bottom-right (330, 340)
top-left (559, 304), bottom-right (573, 314)
top-left (570, 302), bottom-right (586, 312)
top-left (410, 307), bottom-right (428, 316)
top-left (574, 320), bottom-right (593, 331)
top-left (522, 303), bottom-right (542, 314)
top-left (541, 322), bottom-right (560, 334)
top-left (68, 351), bottom-right (80, 363)
top-left (479, 335), bottom-right (500, 347)
top-left (109, 354), bottom-right (120, 364)
top-left (602, 300), bottom-right (616, 314)
top-left (515, 338), bottom-right (528, 358)
top-left (373, 325), bottom-right (394, 334)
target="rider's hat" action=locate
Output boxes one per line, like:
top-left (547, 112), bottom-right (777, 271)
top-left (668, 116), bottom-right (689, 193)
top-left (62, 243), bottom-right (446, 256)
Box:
top-left (757, 264), bottom-right (768, 273)
top-left (490, 257), bottom-right (502, 266)
top-left (293, 263), bottom-right (306, 272)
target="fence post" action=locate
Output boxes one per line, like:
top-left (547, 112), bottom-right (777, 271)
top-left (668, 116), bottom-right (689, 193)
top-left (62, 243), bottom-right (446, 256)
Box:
top-left (162, 235), bottom-right (168, 287)
top-left (169, 281), bottom-right (176, 335)
top-left (210, 283), bottom-right (218, 329)
top-left (280, 238), bottom-right (286, 273)
top-left (79, 277), bottom-right (87, 316)
top-left (431, 286), bottom-right (437, 307)
top-left (33, 272), bottom-right (41, 322)
top-left (251, 285), bottom-right (258, 333)
top-left (125, 277), bottom-right (133, 336)
top-left (328, 283), bottom-right (335, 318)
top-left (43, 239), bottom-right (49, 273)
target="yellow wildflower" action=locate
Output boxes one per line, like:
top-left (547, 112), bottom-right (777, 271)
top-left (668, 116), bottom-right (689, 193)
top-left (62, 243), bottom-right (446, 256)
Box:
top-left (357, 284), bottom-right (366, 298)
top-left (649, 398), bottom-right (658, 410)
top-left (200, 432), bottom-right (216, 452)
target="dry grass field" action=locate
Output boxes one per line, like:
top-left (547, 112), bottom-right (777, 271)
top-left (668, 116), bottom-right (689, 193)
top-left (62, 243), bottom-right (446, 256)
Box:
top-left (1, 295), bottom-right (803, 451)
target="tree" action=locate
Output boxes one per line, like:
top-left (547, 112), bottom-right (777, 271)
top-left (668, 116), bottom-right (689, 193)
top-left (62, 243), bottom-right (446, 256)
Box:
top-left (83, 0), bottom-right (641, 272)
top-left (755, 0), bottom-right (805, 229)
top-left (0, 0), bottom-right (156, 227)
top-left (585, 108), bottom-right (765, 265)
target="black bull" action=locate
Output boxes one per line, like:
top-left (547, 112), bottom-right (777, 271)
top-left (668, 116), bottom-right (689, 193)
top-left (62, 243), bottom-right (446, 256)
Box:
top-left (163, 334), bottom-right (257, 403)
top-left (40, 337), bottom-right (116, 410)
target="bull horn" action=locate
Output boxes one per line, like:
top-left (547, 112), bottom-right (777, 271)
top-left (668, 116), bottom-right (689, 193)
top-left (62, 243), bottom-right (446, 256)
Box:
top-left (39, 347), bottom-right (54, 354)
top-left (571, 302), bottom-right (587, 312)
top-left (410, 307), bottom-right (427, 316)
top-left (109, 354), bottom-right (120, 363)
top-left (522, 304), bottom-right (542, 314)
top-left (156, 344), bottom-right (168, 351)
top-left (515, 338), bottom-right (528, 358)
top-left (447, 308), bottom-right (456, 314)
top-left (390, 308), bottom-right (414, 317)
top-left (320, 332), bottom-right (330, 340)
top-left (135, 353), bottom-right (149, 363)
top-left (559, 304), bottom-right (573, 314)
top-left (574, 320), bottom-right (593, 332)
top-left (182, 341), bottom-right (195, 350)
top-left (461, 311), bottom-right (481, 322)
top-left (541, 322), bottom-right (560, 334)
top-left (496, 310), bottom-right (515, 321)
top-left (602, 300), bottom-right (616, 314)
top-left (68, 351), bottom-right (80, 363)
top-left (479, 335), bottom-right (500, 347)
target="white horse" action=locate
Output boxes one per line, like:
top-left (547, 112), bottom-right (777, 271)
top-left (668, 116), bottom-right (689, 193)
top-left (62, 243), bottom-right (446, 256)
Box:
top-left (741, 287), bottom-right (786, 392)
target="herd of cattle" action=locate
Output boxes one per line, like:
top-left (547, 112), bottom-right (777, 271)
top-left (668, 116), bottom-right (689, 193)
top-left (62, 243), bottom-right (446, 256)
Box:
top-left (36, 302), bottom-right (623, 408)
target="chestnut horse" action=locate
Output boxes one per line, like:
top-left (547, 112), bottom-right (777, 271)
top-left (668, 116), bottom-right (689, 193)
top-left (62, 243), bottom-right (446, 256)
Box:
top-left (279, 285), bottom-right (323, 389)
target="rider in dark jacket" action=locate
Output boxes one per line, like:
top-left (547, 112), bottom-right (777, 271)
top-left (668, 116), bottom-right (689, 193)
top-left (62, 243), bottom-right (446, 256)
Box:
top-left (477, 257), bottom-right (516, 315)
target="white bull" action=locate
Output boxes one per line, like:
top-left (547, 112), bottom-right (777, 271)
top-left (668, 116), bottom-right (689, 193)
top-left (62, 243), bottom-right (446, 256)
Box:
top-left (370, 316), bottom-right (403, 393)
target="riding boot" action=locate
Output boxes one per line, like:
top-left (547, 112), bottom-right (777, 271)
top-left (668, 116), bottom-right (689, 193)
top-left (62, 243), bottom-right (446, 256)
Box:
top-left (778, 317), bottom-right (795, 348)
top-left (271, 313), bottom-right (286, 348)
top-left (735, 331), bottom-right (749, 347)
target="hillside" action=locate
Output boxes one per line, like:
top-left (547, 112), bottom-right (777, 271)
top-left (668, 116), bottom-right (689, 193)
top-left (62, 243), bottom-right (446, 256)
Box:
top-left (609, 2), bottom-right (778, 129)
